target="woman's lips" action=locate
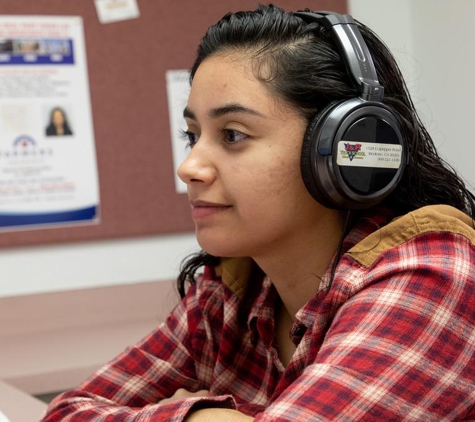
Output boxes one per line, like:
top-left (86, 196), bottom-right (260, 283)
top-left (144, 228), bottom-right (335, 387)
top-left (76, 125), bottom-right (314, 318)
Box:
top-left (190, 200), bottom-right (232, 219)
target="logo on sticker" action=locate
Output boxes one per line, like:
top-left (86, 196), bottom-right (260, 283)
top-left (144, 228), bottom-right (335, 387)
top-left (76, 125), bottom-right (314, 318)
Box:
top-left (342, 142), bottom-right (363, 161)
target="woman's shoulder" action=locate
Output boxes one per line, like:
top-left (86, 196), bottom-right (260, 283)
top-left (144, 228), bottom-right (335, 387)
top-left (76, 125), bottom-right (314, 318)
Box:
top-left (329, 205), bottom-right (475, 320)
top-left (348, 204), bottom-right (475, 269)
top-left (398, 204), bottom-right (474, 237)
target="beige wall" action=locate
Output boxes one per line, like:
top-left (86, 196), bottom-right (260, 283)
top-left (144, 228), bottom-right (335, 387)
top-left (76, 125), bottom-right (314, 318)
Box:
top-left (349, 0), bottom-right (475, 191)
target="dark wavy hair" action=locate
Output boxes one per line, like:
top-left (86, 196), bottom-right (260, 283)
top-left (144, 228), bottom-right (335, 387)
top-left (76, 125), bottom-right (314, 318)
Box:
top-left (177, 3), bottom-right (475, 298)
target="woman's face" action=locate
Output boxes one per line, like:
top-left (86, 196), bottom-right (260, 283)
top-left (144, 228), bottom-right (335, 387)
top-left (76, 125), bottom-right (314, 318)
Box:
top-left (178, 52), bottom-right (327, 259)
top-left (52, 109), bottom-right (65, 127)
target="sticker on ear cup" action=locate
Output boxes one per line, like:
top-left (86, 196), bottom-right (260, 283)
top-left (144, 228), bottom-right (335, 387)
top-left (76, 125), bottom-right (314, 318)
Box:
top-left (336, 141), bottom-right (402, 168)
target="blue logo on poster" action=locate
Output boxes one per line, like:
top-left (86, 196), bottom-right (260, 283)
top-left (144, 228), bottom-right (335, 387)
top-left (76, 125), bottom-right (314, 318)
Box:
top-left (13, 134), bottom-right (36, 148)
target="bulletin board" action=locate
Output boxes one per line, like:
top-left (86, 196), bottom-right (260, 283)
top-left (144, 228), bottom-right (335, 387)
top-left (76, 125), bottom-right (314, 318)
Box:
top-left (0, 0), bottom-right (346, 248)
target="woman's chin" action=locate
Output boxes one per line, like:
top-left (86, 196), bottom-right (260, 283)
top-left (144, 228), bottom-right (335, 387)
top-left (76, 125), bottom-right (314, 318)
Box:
top-left (196, 234), bottom-right (244, 258)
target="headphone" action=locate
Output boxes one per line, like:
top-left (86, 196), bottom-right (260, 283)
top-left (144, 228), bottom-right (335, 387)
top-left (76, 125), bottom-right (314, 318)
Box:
top-left (295, 11), bottom-right (408, 210)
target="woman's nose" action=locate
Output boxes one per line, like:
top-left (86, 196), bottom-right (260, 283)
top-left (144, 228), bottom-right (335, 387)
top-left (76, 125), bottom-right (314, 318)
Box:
top-left (177, 141), bottom-right (217, 186)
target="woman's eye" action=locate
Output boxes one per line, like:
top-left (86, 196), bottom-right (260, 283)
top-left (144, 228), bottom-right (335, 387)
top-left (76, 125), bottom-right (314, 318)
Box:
top-left (180, 129), bottom-right (199, 148)
top-left (180, 128), bottom-right (247, 148)
top-left (223, 129), bottom-right (247, 144)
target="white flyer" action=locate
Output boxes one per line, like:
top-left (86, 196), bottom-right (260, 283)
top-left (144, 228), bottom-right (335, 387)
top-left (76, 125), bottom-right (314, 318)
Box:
top-left (94, 0), bottom-right (140, 24)
top-left (166, 69), bottom-right (190, 194)
top-left (0, 16), bottom-right (100, 230)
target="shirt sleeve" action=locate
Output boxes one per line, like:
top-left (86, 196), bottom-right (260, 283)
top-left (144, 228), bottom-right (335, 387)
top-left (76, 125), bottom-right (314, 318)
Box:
top-left (40, 281), bottom-right (237, 421)
top-left (254, 233), bottom-right (475, 421)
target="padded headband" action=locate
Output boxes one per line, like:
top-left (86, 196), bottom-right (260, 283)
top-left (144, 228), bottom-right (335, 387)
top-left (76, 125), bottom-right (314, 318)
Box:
top-left (294, 11), bottom-right (383, 101)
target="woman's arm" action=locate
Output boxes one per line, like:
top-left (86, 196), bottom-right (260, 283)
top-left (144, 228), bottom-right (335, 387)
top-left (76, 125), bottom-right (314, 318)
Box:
top-left (159, 389), bottom-right (253, 421)
top-left (40, 281), bottom-right (238, 421)
top-left (186, 408), bottom-right (254, 421)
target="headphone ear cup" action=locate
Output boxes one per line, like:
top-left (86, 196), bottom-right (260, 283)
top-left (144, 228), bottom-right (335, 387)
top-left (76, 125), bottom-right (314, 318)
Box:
top-left (301, 98), bottom-right (407, 210)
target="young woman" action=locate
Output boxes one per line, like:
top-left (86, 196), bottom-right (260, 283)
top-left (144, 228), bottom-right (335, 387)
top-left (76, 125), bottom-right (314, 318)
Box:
top-left (45, 107), bottom-right (73, 136)
top-left (42, 4), bottom-right (475, 421)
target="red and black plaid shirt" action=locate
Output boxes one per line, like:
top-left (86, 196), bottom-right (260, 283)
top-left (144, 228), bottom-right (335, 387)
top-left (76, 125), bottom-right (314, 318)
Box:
top-left (42, 205), bottom-right (475, 421)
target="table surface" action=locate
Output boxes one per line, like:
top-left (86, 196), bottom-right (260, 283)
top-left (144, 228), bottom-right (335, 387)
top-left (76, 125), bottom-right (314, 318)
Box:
top-left (0, 380), bottom-right (47, 422)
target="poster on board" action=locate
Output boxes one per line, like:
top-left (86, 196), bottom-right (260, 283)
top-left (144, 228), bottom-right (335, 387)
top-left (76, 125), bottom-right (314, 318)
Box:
top-left (0, 16), bottom-right (100, 231)
top-left (166, 69), bottom-right (190, 195)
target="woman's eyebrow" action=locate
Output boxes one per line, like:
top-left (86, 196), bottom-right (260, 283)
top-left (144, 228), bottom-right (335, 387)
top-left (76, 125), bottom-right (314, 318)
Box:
top-left (208, 103), bottom-right (265, 118)
top-left (183, 103), bottom-right (265, 120)
top-left (183, 107), bottom-right (196, 120)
